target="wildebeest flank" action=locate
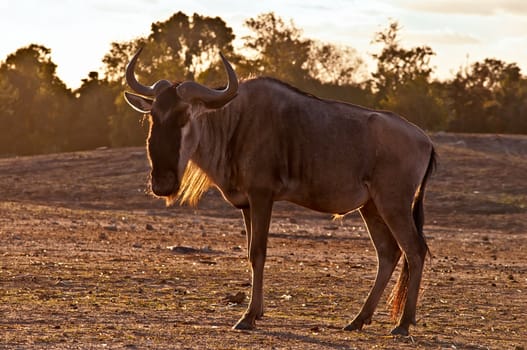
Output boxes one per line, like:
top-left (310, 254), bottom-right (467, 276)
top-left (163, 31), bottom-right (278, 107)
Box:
top-left (124, 47), bottom-right (436, 336)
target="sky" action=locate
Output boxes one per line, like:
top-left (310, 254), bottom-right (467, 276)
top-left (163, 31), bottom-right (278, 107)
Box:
top-left (1, 0), bottom-right (526, 89)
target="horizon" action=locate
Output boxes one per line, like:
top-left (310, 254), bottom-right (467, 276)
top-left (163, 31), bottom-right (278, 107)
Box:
top-left (2, 0), bottom-right (526, 89)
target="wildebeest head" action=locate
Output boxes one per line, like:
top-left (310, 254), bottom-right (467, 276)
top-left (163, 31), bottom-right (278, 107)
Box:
top-left (124, 47), bottom-right (238, 200)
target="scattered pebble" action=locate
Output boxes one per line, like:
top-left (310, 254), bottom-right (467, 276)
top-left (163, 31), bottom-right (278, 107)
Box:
top-left (167, 245), bottom-right (214, 254)
top-left (167, 245), bottom-right (200, 254)
top-left (310, 326), bottom-right (321, 333)
top-left (223, 291), bottom-right (246, 304)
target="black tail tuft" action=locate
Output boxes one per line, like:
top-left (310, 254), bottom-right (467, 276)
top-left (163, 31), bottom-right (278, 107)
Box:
top-left (413, 147), bottom-right (436, 251)
top-left (413, 147), bottom-right (436, 235)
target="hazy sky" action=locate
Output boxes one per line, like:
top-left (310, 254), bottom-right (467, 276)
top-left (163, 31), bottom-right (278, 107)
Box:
top-left (1, 0), bottom-right (526, 89)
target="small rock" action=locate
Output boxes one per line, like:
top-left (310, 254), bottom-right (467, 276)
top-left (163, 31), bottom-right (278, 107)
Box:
top-left (310, 326), bottom-right (321, 333)
top-left (168, 245), bottom-right (200, 254)
top-left (199, 259), bottom-right (217, 265)
top-left (223, 291), bottom-right (246, 304)
top-left (103, 225), bottom-right (118, 232)
top-left (145, 223), bottom-right (154, 231)
top-left (201, 246), bottom-right (213, 253)
top-left (132, 243), bottom-right (142, 248)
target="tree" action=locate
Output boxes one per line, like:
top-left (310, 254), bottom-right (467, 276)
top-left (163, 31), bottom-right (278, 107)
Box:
top-left (0, 44), bottom-right (73, 155)
top-left (241, 11), bottom-right (367, 101)
top-left (448, 59), bottom-right (527, 133)
top-left (0, 73), bottom-right (19, 155)
top-left (306, 42), bottom-right (366, 86)
top-left (102, 12), bottom-right (237, 147)
top-left (241, 12), bottom-right (312, 86)
top-left (150, 11), bottom-right (236, 82)
top-left (371, 21), bottom-right (448, 130)
top-left (70, 72), bottom-right (115, 150)
top-left (103, 12), bottom-right (236, 86)
top-left (372, 22), bottom-right (434, 96)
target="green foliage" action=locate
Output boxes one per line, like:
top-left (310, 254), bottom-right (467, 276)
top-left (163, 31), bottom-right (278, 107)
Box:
top-left (371, 21), bottom-right (448, 130)
top-left (0, 44), bottom-right (73, 155)
top-left (242, 12), bottom-right (312, 85)
top-left (1, 13), bottom-right (526, 157)
top-left (372, 22), bottom-right (434, 93)
top-left (70, 72), bottom-right (115, 150)
top-left (150, 12), bottom-right (235, 81)
top-left (447, 59), bottom-right (527, 133)
top-left (238, 12), bottom-right (368, 105)
top-left (108, 96), bottom-right (149, 148)
top-left (240, 12), bottom-right (365, 92)
top-left (307, 42), bottom-right (365, 86)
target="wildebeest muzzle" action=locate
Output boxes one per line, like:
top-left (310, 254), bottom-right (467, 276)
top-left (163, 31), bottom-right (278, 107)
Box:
top-left (150, 171), bottom-right (178, 197)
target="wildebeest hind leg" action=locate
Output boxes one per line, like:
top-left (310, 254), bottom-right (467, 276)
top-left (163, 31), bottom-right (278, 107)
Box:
top-left (344, 199), bottom-right (401, 331)
top-left (378, 203), bottom-right (427, 336)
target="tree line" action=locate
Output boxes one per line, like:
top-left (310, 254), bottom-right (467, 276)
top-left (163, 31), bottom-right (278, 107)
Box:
top-left (1, 12), bottom-right (526, 156)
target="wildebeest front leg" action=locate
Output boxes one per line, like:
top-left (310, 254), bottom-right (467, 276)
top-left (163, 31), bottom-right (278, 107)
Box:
top-left (241, 207), bottom-right (252, 258)
top-left (345, 200), bottom-right (401, 331)
top-left (233, 191), bottom-right (273, 330)
top-left (241, 207), bottom-right (264, 320)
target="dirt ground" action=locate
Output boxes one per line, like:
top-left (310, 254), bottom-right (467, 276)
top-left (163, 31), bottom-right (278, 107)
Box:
top-left (0, 132), bottom-right (526, 349)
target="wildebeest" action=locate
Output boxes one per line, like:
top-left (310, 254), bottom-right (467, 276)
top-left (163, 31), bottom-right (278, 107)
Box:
top-left (124, 47), bottom-right (436, 336)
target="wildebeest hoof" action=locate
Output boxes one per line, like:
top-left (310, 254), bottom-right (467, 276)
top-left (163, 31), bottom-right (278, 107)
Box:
top-left (233, 318), bottom-right (256, 331)
top-left (343, 320), bottom-right (364, 331)
top-left (344, 315), bottom-right (371, 331)
top-left (390, 326), bottom-right (409, 336)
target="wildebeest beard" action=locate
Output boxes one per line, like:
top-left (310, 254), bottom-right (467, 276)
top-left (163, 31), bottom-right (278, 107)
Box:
top-left (149, 161), bottom-right (212, 207)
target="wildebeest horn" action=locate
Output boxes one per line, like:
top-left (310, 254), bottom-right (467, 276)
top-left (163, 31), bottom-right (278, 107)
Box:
top-left (126, 47), bottom-right (172, 97)
top-left (176, 52), bottom-right (238, 108)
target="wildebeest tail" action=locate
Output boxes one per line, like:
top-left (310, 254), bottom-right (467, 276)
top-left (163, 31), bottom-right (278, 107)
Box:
top-left (413, 146), bottom-right (436, 241)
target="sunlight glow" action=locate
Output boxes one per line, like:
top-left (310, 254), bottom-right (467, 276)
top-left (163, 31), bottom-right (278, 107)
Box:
top-left (1, 0), bottom-right (525, 88)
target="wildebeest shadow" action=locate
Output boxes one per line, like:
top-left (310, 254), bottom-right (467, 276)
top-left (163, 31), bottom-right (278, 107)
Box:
top-left (239, 328), bottom-right (355, 350)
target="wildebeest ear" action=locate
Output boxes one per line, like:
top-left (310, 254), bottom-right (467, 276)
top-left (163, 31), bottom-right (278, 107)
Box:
top-left (124, 91), bottom-right (154, 113)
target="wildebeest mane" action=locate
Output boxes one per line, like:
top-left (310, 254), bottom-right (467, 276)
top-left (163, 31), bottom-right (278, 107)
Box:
top-left (173, 76), bottom-right (331, 207)
top-left (258, 77), bottom-right (324, 101)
